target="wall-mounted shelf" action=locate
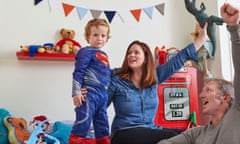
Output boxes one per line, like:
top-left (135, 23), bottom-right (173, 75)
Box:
top-left (16, 52), bottom-right (75, 61)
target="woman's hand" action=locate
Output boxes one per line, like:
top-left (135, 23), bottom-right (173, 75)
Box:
top-left (72, 88), bottom-right (88, 107)
top-left (193, 22), bottom-right (208, 51)
top-left (220, 3), bottom-right (240, 26)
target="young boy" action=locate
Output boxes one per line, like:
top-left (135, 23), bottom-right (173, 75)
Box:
top-left (69, 18), bottom-right (111, 144)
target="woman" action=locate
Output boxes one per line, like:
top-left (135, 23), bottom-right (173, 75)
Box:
top-left (81, 23), bottom-right (208, 144)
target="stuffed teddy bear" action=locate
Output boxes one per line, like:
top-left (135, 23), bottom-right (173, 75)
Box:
top-left (55, 28), bottom-right (81, 54)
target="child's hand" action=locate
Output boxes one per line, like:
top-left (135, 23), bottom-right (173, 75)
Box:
top-left (193, 22), bottom-right (208, 51)
top-left (73, 88), bottom-right (87, 107)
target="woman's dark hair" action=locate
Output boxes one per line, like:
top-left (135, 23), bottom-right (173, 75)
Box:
top-left (116, 40), bottom-right (157, 88)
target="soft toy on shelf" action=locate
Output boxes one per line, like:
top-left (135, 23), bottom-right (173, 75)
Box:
top-left (20, 45), bottom-right (43, 56)
top-left (55, 28), bottom-right (81, 54)
top-left (154, 45), bottom-right (167, 66)
top-left (42, 43), bottom-right (55, 54)
top-left (20, 43), bottom-right (54, 57)
top-left (155, 46), bottom-right (181, 66)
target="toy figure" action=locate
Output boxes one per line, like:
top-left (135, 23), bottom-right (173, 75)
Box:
top-left (29, 115), bottom-right (72, 144)
top-left (20, 43), bottom-right (54, 57)
top-left (29, 115), bottom-right (51, 133)
top-left (184, 0), bottom-right (224, 58)
top-left (27, 120), bottom-right (60, 144)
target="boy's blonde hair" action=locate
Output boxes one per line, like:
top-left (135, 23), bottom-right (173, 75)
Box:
top-left (84, 18), bottom-right (110, 43)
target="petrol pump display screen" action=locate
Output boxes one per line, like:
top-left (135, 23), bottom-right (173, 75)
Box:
top-left (163, 87), bottom-right (190, 120)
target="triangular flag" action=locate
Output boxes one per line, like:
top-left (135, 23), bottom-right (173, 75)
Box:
top-left (155, 3), bottom-right (165, 15)
top-left (62, 3), bottom-right (75, 17)
top-left (104, 11), bottom-right (116, 23)
top-left (34, 0), bottom-right (43, 6)
top-left (90, 10), bottom-right (102, 18)
top-left (130, 9), bottom-right (142, 22)
top-left (143, 6), bottom-right (154, 19)
top-left (76, 7), bottom-right (88, 20)
top-left (48, 0), bottom-right (61, 11)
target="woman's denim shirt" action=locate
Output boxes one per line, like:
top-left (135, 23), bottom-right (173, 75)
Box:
top-left (107, 43), bottom-right (198, 136)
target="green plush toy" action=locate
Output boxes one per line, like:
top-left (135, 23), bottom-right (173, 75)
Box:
top-left (50, 121), bottom-right (72, 144)
top-left (0, 108), bottom-right (11, 144)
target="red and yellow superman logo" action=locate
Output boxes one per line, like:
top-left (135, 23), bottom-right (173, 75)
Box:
top-left (96, 52), bottom-right (109, 67)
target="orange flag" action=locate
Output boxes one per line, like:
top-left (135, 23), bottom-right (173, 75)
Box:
top-left (130, 9), bottom-right (142, 22)
top-left (62, 3), bottom-right (75, 16)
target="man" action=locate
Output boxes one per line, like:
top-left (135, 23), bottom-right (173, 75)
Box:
top-left (157, 2), bottom-right (240, 144)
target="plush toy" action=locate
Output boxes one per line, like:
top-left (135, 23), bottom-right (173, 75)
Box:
top-left (0, 108), bottom-right (11, 144)
top-left (27, 120), bottom-right (60, 144)
top-left (28, 115), bottom-right (71, 144)
top-left (43, 43), bottom-right (54, 54)
top-left (155, 45), bottom-right (180, 66)
top-left (3, 116), bottom-right (30, 144)
top-left (50, 121), bottom-right (72, 144)
top-left (29, 115), bottom-right (51, 133)
top-left (55, 28), bottom-right (81, 54)
top-left (20, 45), bottom-right (44, 55)
top-left (154, 45), bottom-right (167, 66)
top-left (20, 43), bottom-right (55, 57)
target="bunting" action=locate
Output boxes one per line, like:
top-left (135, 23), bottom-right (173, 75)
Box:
top-left (76, 7), bottom-right (88, 20)
top-left (62, 3), bottom-right (75, 16)
top-left (143, 6), bottom-right (154, 19)
top-left (155, 3), bottom-right (165, 16)
top-left (90, 10), bottom-right (102, 19)
top-left (104, 11), bottom-right (116, 23)
top-left (34, 0), bottom-right (165, 23)
top-left (130, 9), bottom-right (142, 22)
top-left (34, 0), bottom-right (43, 6)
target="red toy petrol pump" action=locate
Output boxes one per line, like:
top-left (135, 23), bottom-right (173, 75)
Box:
top-left (154, 46), bottom-right (200, 130)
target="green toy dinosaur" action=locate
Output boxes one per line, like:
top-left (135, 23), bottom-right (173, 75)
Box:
top-left (184, 0), bottom-right (224, 59)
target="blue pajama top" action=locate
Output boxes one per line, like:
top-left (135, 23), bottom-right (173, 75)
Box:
top-left (72, 47), bottom-right (111, 96)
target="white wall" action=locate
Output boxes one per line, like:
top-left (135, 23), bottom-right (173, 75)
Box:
top-left (0, 0), bottom-right (223, 123)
